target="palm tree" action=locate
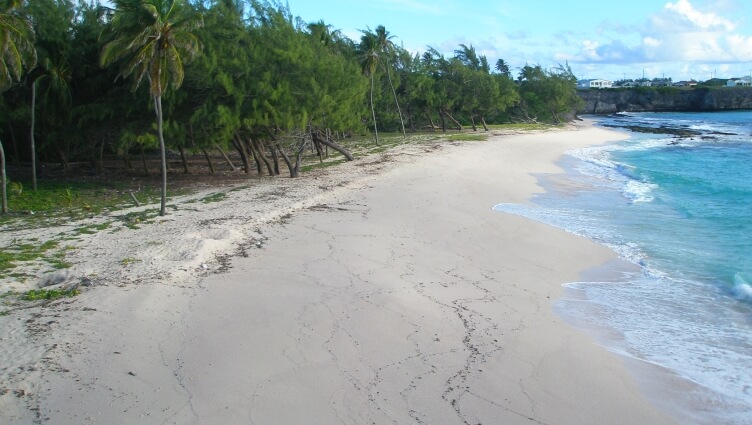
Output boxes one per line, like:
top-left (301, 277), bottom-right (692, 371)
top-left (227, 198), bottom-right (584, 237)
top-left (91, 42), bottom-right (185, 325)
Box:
top-left (495, 58), bottom-right (511, 78)
top-left (101, 0), bottom-right (202, 216)
top-left (373, 25), bottom-right (405, 137)
top-left (0, 0), bottom-right (37, 214)
top-left (358, 30), bottom-right (379, 145)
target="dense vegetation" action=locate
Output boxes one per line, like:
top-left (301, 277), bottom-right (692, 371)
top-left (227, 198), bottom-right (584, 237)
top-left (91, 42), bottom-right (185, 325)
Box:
top-left (0, 0), bottom-right (582, 215)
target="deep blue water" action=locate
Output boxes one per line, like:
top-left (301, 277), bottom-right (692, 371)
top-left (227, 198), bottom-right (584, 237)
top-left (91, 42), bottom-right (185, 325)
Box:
top-left (494, 111), bottom-right (752, 424)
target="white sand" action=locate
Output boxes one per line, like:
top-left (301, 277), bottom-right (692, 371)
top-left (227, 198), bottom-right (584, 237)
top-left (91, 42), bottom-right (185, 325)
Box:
top-left (0, 123), bottom-right (678, 424)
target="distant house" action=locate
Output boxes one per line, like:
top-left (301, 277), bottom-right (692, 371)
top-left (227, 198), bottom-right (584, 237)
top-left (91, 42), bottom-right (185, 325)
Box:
top-left (673, 80), bottom-right (698, 87)
top-left (651, 78), bottom-right (672, 87)
top-left (727, 76), bottom-right (752, 87)
top-left (577, 79), bottom-right (613, 89)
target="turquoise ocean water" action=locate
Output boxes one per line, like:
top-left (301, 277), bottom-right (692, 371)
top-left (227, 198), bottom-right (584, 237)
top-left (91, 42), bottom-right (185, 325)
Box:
top-left (494, 111), bottom-right (752, 424)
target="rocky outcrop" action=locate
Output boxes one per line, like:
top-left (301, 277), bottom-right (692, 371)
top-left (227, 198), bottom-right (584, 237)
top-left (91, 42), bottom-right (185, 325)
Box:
top-left (577, 87), bottom-right (752, 114)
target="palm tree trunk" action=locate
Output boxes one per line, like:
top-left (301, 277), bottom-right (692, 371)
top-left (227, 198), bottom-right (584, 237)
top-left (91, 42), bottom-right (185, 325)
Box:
top-left (30, 80), bottom-right (37, 191)
top-left (154, 95), bottom-right (167, 216)
top-left (1, 139), bottom-right (7, 214)
top-left (370, 73), bottom-right (379, 145)
top-left (384, 60), bottom-right (406, 138)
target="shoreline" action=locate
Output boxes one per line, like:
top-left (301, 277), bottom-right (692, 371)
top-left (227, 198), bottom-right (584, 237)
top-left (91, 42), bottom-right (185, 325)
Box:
top-left (544, 121), bottom-right (751, 425)
top-left (1, 122), bottom-right (678, 424)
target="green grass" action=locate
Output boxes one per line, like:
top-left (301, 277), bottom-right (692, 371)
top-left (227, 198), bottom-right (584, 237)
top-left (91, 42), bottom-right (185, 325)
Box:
top-left (0, 240), bottom-right (64, 272)
top-left (200, 192), bottom-right (227, 204)
top-left (118, 209), bottom-right (160, 229)
top-left (3, 181), bottom-right (128, 214)
top-left (301, 158), bottom-right (348, 172)
top-left (73, 222), bottom-right (111, 235)
top-left (488, 123), bottom-right (555, 131)
top-left (0, 181), bottom-right (187, 229)
top-left (21, 288), bottom-right (80, 301)
top-left (447, 133), bottom-right (488, 142)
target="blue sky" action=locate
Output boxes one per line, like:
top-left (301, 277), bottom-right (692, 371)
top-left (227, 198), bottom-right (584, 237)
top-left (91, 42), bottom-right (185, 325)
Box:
top-left (282, 0), bottom-right (752, 81)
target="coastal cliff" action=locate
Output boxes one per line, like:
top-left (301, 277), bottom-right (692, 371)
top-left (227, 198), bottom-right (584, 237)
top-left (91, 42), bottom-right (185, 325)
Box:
top-left (577, 87), bottom-right (752, 114)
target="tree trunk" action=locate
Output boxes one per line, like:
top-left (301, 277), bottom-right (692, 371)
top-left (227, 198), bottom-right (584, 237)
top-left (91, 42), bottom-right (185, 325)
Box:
top-left (97, 137), bottom-right (105, 174)
top-left (252, 138), bottom-right (275, 176)
top-left (141, 145), bottom-right (148, 174)
top-left (442, 109), bottom-right (463, 131)
top-left (276, 144), bottom-right (296, 178)
top-left (1, 139), bottom-right (7, 214)
top-left (312, 131), bottom-right (354, 161)
top-left (154, 95), bottom-right (167, 216)
top-left (8, 123), bottom-right (19, 167)
top-left (30, 80), bottom-right (37, 191)
top-left (269, 143), bottom-right (280, 175)
top-left (481, 117), bottom-right (489, 132)
top-left (245, 138), bottom-right (263, 175)
top-left (369, 73), bottom-right (379, 145)
top-left (123, 148), bottom-right (133, 170)
top-left (384, 60), bottom-right (406, 138)
top-left (294, 138), bottom-right (306, 176)
top-left (201, 148), bottom-right (215, 174)
top-left (57, 146), bottom-right (69, 172)
top-left (232, 134), bottom-right (251, 174)
top-left (214, 142), bottom-right (237, 171)
top-left (470, 116), bottom-right (477, 131)
top-left (425, 110), bottom-right (436, 131)
top-left (438, 109), bottom-right (447, 132)
top-left (178, 145), bottom-right (189, 174)
top-left (313, 136), bottom-right (323, 163)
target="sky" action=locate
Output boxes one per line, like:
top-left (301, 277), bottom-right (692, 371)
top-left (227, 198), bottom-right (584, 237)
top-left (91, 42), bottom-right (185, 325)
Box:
top-left (280, 0), bottom-right (752, 82)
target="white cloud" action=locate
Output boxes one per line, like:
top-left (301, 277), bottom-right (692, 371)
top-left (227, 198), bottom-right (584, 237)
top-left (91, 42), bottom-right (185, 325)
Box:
top-left (726, 34), bottom-right (752, 60)
top-left (565, 0), bottom-right (752, 64)
top-left (643, 37), bottom-right (661, 47)
top-left (664, 0), bottom-right (734, 31)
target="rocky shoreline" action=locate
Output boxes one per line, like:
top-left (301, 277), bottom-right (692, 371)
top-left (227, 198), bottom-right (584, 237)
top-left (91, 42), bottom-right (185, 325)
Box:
top-left (577, 87), bottom-right (752, 114)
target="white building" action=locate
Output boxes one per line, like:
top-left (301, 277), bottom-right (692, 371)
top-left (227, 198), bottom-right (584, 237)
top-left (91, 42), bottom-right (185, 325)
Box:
top-left (727, 76), bottom-right (752, 87)
top-left (577, 79), bottom-right (613, 89)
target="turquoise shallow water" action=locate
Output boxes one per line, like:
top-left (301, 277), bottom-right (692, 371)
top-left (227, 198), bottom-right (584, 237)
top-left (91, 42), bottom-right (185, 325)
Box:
top-left (494, 111), bottom-right (752, 424)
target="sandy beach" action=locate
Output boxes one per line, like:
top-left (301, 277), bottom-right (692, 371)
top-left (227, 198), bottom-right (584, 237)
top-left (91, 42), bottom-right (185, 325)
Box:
top-left (0, 122), bottom-right (679, 424)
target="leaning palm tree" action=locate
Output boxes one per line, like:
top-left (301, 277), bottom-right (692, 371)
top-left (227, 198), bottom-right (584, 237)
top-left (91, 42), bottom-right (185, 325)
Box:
top-left (373, 25), bottom-right (405, 137)
top-left (101, 0), bottom-right (202, 216)
top-left (0, 0), bottom-right (37, 214)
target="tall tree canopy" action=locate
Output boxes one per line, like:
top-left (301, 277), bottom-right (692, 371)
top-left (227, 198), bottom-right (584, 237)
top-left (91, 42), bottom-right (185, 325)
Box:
top-left (0, 0), bottom-right (584, 212)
